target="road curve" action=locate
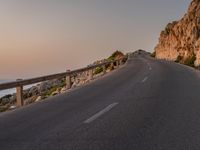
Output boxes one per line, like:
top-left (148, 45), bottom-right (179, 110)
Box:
top-left (1, 52), bottom-right (200, 150)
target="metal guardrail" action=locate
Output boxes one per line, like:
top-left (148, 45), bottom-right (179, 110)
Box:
top-left (0, 56), bottom-right (127, 107)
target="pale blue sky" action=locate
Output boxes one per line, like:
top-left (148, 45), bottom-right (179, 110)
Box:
top-left (0, 0), bottom-right (191, 78)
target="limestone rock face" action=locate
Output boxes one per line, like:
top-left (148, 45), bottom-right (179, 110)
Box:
top-left (155, 0), bottom-right (200, 66)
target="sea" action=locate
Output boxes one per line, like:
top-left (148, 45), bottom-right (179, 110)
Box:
top-left (0, 79), bottom-right (36, 98)
top-left (0, 79), bottom-right (15, 98)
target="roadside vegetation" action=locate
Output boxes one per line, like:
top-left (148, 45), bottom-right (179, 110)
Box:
top-left (184, 54), bottom-right (196, 67)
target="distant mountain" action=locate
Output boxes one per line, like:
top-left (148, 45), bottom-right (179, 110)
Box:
top-left (155, 0), bottom-right (200, 67)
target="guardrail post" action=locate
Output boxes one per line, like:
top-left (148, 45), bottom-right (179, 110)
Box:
top-left (16, 79), bottom-right (23, 107)
top-left (116, 60), bottom-right (119, 68)
top-left (66, 70), bottom-right (72, 89)
top-left (103, 65), bottom-right (106, 75)
top-left (120, 59), bottom-right (123, 65)
top-left (89, 69), bottom-right (93, 80)
top-left (111, 62), bottom-right (114, 70)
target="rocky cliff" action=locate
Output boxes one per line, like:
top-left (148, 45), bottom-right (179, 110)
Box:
top-left (155, 0), bottom-right (200, 66)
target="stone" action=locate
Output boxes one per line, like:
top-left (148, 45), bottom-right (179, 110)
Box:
top-left (1, 98), bottom-right (10, 105)
top-left (9, 105), bottom-right (17, 109)
top-left (28, 86), bottom-right (39, 96)
top-left (60, 87), bottom-right (67, 93)
top-left (24, 96), bottom-right (38, 105)
top-left (51, 90), bottom-right (60, 96)
top-left (37, 82), bottom-right (52, 93)
top-left (35, 96), bottom-right (42, 102)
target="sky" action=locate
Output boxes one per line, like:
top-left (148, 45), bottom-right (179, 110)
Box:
top-left (0, 0), bottom-right (191, 79)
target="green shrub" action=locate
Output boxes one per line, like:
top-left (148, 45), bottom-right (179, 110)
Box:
top-left (108, 50), bottom-right (124, 61)
top-left (94, 67), bottom-right (103, 75)
top-left (42, 86), bottom-right (58, 96)
top-left (184, 55), bottom-right (196, 67)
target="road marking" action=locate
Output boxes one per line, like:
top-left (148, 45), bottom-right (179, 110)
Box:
top-left (84, 103), bottom-right (119, 124)
top-left (146, 62), bottom-right (152, 71)
top-left (142, 77), bottom-right (148, 83)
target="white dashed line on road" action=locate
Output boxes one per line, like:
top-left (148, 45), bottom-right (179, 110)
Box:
top-left (142, 77), bottom-right (148, 83)
top-left (146, 62), bottom-right (152, 71)
top-left (84, 103), bottom-right (119, 124)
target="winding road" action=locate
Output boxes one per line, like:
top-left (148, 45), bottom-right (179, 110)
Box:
top-left (1, 52), bottom-right (200, 150)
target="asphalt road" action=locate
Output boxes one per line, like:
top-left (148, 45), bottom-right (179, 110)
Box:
top-left (1, 52), bottom-right (200, 150)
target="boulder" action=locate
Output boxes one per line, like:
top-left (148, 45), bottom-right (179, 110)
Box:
top-left (37, 82), bottom-right (52, 93)
top-left (24, 96), bottom-right (38, 105)
top-left (1, 98), bottom-right (10, 105)
top-left (51, 90), bottom-right (60, 96)
top-left (35, 96), bottom-right (42, 102)
top-left (60, 87), bottom-right (67, 93)
top-left (37, 79), bottom-right (63, 93)
top-left (9, 105), bottom-right (17, 109)
top-left (28, 86), bottom-right (39, 96)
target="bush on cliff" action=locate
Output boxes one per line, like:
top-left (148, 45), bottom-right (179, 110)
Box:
top-left (108, 50), bottom-right (124, 61)
top-left (94, 67), bottom-right (103, 75)
top-left (184, 54), bottom-right (196, 67)
top-left (42, 86), bottom-right (58, 96)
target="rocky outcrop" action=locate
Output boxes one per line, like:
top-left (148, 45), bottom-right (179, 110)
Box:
top-left (155, 0), bottom-right (200, 66)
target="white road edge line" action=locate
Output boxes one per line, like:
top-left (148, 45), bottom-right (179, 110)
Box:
top-left (84, 103), bottom-right (119, 124)
top-left (142, 77), bottom-right (148, 83)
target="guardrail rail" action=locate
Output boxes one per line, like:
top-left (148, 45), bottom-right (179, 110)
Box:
top-left (0, 56), bottom-right (128, 107)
